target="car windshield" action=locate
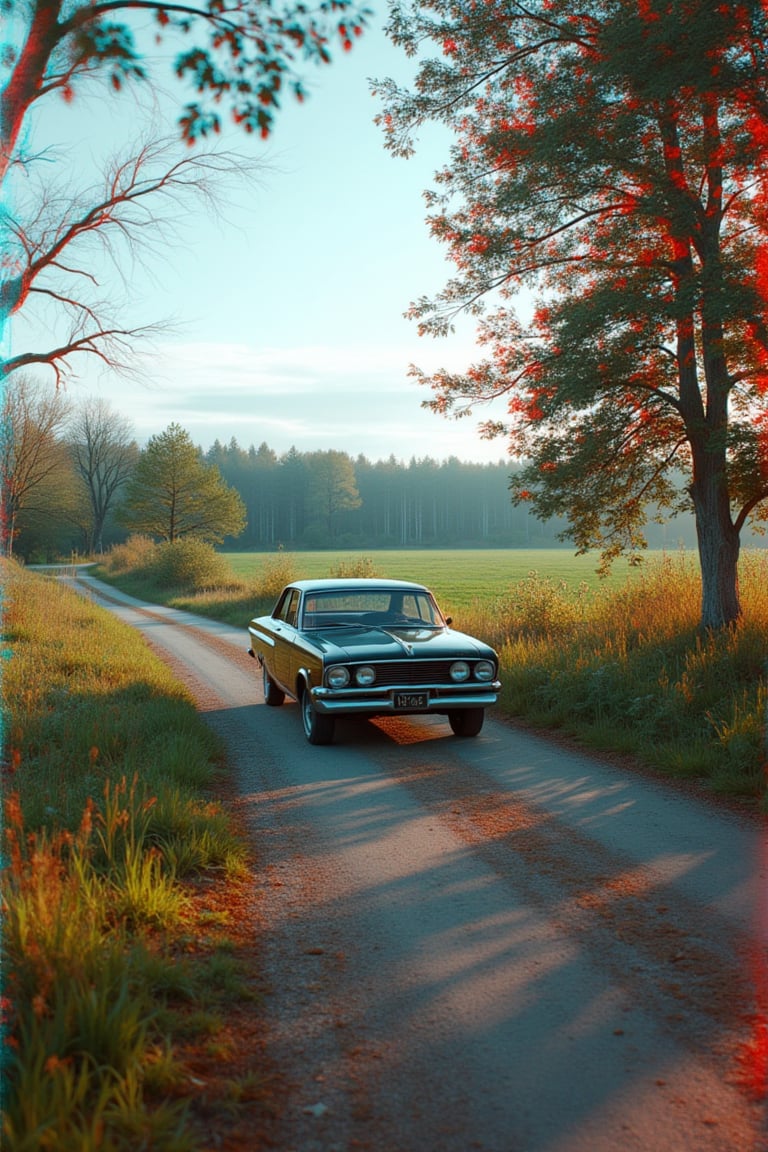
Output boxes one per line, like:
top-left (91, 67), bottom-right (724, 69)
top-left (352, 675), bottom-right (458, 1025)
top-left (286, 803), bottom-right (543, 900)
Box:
top-left (302, 588), bottom-right (444, 630)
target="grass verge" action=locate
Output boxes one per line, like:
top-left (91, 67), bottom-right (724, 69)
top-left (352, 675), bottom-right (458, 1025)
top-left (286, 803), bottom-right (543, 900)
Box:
top-left (1, 563), bottom-right (271, 1151)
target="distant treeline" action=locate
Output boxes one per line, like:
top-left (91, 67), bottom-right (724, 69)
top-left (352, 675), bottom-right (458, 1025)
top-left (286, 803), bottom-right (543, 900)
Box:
top-left (205, 440), bottom-right (701, 551)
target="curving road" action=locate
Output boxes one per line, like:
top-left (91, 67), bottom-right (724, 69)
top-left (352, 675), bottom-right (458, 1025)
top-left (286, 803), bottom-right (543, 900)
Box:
top-left (71, 571), bottom-right (768, 1151)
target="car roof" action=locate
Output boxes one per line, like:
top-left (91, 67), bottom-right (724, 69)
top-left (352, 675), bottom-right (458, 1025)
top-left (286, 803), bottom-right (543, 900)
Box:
top-left (287, 578), bottom-right (430, 594)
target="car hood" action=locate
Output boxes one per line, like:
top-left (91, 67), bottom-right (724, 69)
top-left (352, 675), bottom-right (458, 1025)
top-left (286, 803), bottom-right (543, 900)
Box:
top-left (308, 625), bottom-right (496, 662)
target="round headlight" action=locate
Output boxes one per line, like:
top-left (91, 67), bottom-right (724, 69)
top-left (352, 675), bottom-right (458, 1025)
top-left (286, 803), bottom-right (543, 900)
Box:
top-left (450, 660), bottom-right (471, 682)
top-left (474, 660), bottom-right (495, 682)
top-left (327, 665), bottom-right (350, 688)
top-left (355, 666), bottom-right (376, 686)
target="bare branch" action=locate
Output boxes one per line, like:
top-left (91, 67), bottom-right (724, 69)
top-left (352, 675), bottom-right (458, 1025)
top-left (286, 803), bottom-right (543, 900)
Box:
top-left (1, 320), bottom-right (168, 388)
top-left (3, 133), bottom-right (267, 385)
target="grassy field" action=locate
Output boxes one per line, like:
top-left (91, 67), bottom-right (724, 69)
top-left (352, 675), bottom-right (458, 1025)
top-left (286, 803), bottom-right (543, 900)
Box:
top-left (225, 548), bottom-right (649, 611)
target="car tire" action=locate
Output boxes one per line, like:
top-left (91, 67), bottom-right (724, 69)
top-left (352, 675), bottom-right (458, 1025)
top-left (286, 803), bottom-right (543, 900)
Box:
top-left (300, 686), bottom-right (335, 745)
top-left (263, 664), bottom-right (285, 707)
top-left (448, 708), bottom-right (485, 737)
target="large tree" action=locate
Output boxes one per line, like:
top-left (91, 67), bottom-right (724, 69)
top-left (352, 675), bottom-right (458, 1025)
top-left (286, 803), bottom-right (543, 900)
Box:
top-left (120, 421), bottom-right (246, 542)
top-left (376, 0), bottom-right (768, 629)
top-left (68, 397), bottom-right (138, 553)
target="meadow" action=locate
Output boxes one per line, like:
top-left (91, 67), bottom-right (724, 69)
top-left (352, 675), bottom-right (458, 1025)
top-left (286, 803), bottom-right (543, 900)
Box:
top-left (224, 547), bottom-right (641, 610)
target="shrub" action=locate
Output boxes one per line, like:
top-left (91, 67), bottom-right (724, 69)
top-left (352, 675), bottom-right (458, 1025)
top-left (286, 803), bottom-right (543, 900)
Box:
top-left (505, 571), bottom-right (592, 638)
top-left (257, 548), bottom-right (296, 601)
top-left (328, 555), bottom-right (382, 578)
top-left (144, 539), bottom-right (233, 592)
top-left (103, 535), bottom-right (157, 576)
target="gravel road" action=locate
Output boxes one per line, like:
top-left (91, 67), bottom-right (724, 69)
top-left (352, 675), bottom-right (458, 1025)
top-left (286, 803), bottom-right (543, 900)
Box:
top-left (72, 572), bottom-right (768, 1152)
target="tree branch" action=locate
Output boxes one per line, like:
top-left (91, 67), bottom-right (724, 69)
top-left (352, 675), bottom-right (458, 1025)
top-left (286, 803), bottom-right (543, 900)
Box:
top-left (734, 486), bottom-right (768, 534)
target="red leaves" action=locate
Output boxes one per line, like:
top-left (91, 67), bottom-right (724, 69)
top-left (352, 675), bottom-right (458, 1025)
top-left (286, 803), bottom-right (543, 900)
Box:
top-left (468, 233), bottom-right (490, 255)
top-left (755, 249), bottom-right (768, 305)
top-left (637, 0), bottom-right (661, 23)
top-left (337, 20), bottom-right (362, 50)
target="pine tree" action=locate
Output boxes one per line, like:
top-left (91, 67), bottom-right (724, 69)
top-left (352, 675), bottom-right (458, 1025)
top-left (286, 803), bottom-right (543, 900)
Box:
top-left (120, 423), bottom-right (246, 543)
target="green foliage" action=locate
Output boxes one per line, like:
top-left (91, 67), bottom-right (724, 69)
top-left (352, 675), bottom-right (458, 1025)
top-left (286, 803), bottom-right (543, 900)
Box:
top-left (119, 423), bottom-right (245, 546)
top-left (377, 0), bottom-right (768, 628)
top-left (305, 449), bottom-right (362, 535)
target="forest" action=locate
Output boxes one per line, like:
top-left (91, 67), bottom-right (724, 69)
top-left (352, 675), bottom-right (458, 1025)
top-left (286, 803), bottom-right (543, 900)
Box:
top-left (203, 439), bottom-right (699, 553)
top-left (5, 380), bottom-right (704, 560)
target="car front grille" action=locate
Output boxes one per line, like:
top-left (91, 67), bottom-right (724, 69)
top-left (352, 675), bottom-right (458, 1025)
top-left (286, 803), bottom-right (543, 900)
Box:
top-left (353, 661), bottom-right (479, 687)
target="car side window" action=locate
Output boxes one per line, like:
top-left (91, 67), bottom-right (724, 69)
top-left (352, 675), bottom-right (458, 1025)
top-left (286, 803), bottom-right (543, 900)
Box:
top-left (284, 590), bottom-right (300, 627)
top-left (272, 590), bottom-right (289, 620)
top-left (274, 589), bottom-right (300, 625)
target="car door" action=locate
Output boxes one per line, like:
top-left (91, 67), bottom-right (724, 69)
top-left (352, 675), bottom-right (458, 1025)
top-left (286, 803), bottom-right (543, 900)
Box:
top-left (272, 588), bottom-right (301, 691)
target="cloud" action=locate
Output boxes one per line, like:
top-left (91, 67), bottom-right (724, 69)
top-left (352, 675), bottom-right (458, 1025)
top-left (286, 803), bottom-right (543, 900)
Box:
top-left (90, 336), bottom-right (509, 463)
top-left (145, 340), bottom-right (435, 395)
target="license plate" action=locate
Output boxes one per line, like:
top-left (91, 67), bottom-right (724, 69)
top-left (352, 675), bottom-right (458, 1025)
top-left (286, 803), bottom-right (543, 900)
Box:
top-left (393, 691), bottom-right (428, 710)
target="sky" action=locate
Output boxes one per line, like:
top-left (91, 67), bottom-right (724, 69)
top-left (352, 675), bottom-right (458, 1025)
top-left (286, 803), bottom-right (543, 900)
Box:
top-left (7, 13), bottom-right (514, 464)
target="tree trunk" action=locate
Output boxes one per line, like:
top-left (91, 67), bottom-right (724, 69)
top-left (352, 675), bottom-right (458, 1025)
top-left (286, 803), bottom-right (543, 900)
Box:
top-left (690, 467), bottom-right (741, 630)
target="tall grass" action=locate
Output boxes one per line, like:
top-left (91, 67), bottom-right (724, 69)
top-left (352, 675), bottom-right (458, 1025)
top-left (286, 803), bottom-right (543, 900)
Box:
top-left (461, 552), bottom-right (768, 801)
top-left (2, 792), bottom-right (192, 1150)
top-left (1, 563), bottom-right (252, 1150)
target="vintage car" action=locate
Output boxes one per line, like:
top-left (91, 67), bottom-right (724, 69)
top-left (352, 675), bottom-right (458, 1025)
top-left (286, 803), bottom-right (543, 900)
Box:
top-left (247, 577), bottom-right (500, 745)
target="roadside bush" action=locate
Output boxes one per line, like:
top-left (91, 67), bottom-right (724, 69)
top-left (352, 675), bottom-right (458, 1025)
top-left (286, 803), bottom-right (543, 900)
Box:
top-left (103, 535), bottom-right (158, 576)
top-left (257, 547), bottom-right (296, 602)
top-left (506, 571), bottom-right (593, 638)
top-left (144, 539), bottom-right (234, 592)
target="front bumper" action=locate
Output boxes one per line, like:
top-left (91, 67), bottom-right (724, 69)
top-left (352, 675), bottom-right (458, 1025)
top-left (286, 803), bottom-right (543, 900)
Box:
top-left (309, 681), bottom-right (501, 716)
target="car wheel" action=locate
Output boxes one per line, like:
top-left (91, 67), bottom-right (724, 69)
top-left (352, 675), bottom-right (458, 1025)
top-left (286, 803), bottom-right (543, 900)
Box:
top-left (448, 708), bottom-right (485, 737)
top-left (262, 663), bottom-right (285, 707)
top-left (300, 686), bottom-right (335, 745)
